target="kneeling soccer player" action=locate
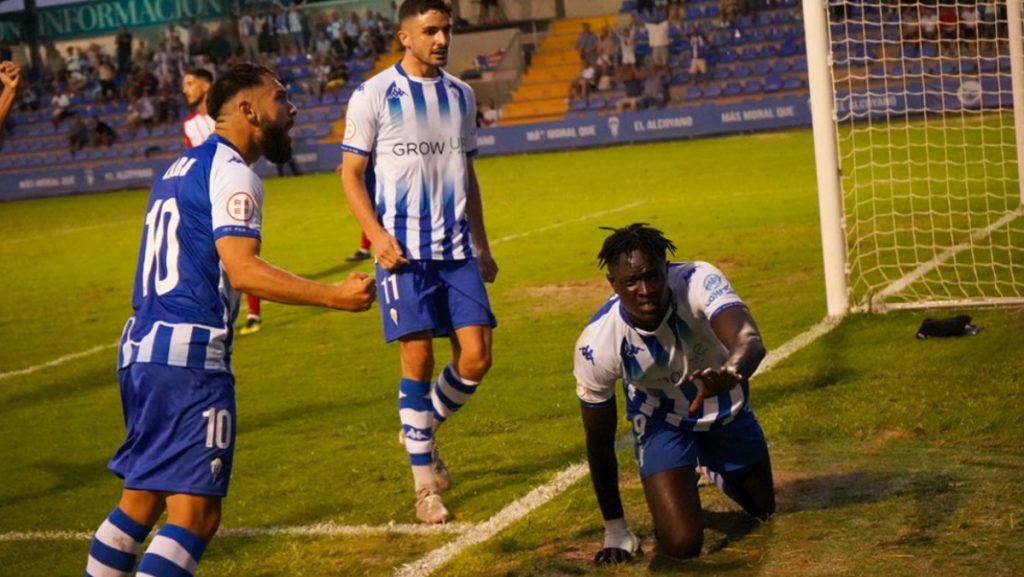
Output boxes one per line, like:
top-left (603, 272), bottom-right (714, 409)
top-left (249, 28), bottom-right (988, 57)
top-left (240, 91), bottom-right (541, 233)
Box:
top-left (83, 63), bottom-right (375, 577)
top-left (574, 223), bottom-right (775, 563)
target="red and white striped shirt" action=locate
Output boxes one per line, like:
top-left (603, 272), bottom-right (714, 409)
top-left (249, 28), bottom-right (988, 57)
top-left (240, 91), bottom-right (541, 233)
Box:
top-left (182, 110), bottom-right (215, 149)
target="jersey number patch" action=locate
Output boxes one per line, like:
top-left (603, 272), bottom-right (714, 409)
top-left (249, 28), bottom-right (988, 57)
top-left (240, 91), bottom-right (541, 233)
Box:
top-left (141, 198), bottom-right (181, 297)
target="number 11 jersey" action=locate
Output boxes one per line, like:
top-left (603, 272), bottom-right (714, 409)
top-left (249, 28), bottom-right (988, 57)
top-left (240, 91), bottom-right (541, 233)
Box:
top-left (118, 134), bottom-right (264, 373)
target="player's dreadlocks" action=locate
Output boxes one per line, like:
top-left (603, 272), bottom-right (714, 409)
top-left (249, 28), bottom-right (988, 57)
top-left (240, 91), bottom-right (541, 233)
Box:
top-left (597, 223), bottom-right (677, 269)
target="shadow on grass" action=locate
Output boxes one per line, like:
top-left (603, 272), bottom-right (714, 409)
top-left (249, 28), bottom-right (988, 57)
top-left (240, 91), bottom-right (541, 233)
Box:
top-left (0, 457), bottom-right (110, 510)
top-left (0, 365), bottom-right (114, 417)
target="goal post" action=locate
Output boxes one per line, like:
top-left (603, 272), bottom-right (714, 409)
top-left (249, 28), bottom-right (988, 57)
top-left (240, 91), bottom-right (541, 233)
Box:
top-left (803, 0), bottom-right (1024, 314)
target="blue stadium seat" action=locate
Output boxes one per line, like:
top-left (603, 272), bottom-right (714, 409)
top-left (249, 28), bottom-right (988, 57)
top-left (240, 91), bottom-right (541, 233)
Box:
top-left (672, 71), bottom-right (691, 85)
top-left (783, 77), bottom-right (803, 91)
top-left (753, 62), bottom-right (771, 76)
top-left (570, 99), bottom-right (588, 112)
top-left (763, 76), bottom-right (783, 93)
top-left (741, 47), bottom-right (758, 61)
top-left (743, 79), bottom-right (763, 94)
top-left (792, 58), bottom-right (808, 72)
top-left (713, 67), bottom-right (731, 81)
top-left (704, 83), bottom-right (722, 98)
top-left (722, 82), bottom-right (743, 96)
top-left (684, 86), bottom-right (702, 100)
top-left (732, 64), bottom-right (751, 78)
top-left (620, 0), bottom-right (637, 12)
top-left (772, 59), bottom-right (791, 74)
top-left (587, 97), bottom-right (607, 110)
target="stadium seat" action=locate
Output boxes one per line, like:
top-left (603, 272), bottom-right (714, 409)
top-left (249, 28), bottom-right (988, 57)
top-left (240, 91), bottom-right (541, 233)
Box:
top-left (570, 99), bottom-right (588, 112)
top-left (672, 72), bottom-right (691, 85)
top-left (743, 79), bottom-right (764, 94)
top-left (723, 82), bottom-right (743, 96)
top-left (713, 67), bottom-right (731, 81)
top-left (704, 83), bottom-right (722, 98)
top-left (732, 64), bottom-right (751, 78)
top-left (753, 62), bottom-right (771, 76)
top-left (587, 97), bottom-right (607, 110)
top-left (783, 77), bottom-right (803, 91)
top-left (684, 86), bottom-right (702, 100)
top-left (763, 76), bottom-right (783, 93)
top-left (772, 60), bottom-right (791, 74)
top-left (741, 47), bottom-right (758, 61)
top-left (620, 0), bottom-right (637, 12)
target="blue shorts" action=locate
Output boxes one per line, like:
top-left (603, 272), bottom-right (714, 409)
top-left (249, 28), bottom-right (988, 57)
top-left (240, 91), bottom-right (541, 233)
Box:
top-left (108, 363), bottom-right (236, 497)
top-left (628, 407), bottom-right (769, 479)
top-left (375, 259), bottom-right (497, 343)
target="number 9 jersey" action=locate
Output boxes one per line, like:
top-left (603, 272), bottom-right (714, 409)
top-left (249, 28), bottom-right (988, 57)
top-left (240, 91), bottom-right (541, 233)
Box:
top-left (118, 134), bottom-right (264, 374)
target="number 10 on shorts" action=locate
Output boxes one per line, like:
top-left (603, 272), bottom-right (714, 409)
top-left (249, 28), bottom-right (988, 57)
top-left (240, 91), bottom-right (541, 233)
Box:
top-left (203, 408), bottom-right (232, 449)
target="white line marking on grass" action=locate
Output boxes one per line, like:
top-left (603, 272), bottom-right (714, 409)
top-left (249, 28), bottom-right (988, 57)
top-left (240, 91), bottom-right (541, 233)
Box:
top-left (395, 315), bottom-right (842, 577)
top-left (0, 523), bottom-right (470, 542)
top-left (0, 218), bottom-right (137, 248)
top-left (0, 343), bottom-right (116, 382)
top-left (490, 201), bottom-right (648, 246)
top-left (871, 207), bottom-right (1024, 307)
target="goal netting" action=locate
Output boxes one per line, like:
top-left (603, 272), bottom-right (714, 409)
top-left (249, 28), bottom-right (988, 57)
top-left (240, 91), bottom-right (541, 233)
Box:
top-left (823, 0), bottom-right (1024, 312)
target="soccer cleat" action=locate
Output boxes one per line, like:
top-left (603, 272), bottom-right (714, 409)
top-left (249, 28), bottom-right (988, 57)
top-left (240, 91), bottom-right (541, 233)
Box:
top-left (415, 488), bottom-right (450, 524)
top-left (238, 316), bottom-right (262, 336)
top-left (345, 250), bottom-right (371, 262)
top-left (398, 430), bottom-right (452, 492)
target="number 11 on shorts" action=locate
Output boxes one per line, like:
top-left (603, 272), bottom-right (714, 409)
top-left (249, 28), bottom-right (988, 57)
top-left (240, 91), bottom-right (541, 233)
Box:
top-left (381, 274), bottom-right (400, 304)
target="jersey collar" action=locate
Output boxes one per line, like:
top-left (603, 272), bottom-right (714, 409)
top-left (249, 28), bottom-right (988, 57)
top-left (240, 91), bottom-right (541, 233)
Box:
top-left (394, 61), bottom-right (445, 83)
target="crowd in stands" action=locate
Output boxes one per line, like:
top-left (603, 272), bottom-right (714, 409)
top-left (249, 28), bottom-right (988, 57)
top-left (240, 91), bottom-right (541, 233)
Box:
top-left (0, 1), bottom-right (405, 159)
top-left (570, 0), bottom-right (798, 111)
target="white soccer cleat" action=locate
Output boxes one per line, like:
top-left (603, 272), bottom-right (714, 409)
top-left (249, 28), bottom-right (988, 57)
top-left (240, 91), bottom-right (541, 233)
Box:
top-left (415, 488), bottom-right (450, 524)
top-left (398, 429), bottom-right (452, 492)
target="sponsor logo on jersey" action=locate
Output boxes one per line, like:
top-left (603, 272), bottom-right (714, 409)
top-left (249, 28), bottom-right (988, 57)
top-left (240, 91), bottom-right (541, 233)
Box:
top-left (703, 273), bottom-right (723, 291)
top-left (392, 138), bottom-right (465, 156)
top-left (227, 192), bottom-right (256, 222)
top-left (705, 283), bottom-right (734, 305)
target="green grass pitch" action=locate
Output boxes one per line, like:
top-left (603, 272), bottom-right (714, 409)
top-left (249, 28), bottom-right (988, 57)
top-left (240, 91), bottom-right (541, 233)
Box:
top-left (0, 129), bottom-right (1021, 576)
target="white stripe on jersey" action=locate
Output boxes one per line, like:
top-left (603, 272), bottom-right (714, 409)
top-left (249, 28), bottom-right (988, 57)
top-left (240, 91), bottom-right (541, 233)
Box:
top-left (343, 63), bottom-right (479, 261)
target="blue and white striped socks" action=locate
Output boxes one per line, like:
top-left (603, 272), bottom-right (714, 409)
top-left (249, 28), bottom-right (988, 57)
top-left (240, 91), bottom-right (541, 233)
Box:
top-left (85, 508), bottom-right (152, 577)
top-left (399, 377), bottom-right (436, 488)
top-left (430, 364), bottom-right (479, 424)
top-left (135, 524), bottom-right (207, 577)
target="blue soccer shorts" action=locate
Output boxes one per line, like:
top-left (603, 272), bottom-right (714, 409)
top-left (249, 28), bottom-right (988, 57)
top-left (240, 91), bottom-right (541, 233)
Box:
top-left (375, 258), bottom-right (497, 343)
top-left (628, 406), bottom-right (770, 479)
top-left (108, 363), bottom-right (236, 497)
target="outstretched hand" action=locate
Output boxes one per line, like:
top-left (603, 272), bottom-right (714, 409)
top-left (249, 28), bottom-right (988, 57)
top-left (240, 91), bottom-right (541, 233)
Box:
top-left (0, 61), bottom-right (21, 91)
top-left (332, 271), bottom-right (376, 312)
top-left (687, 366), bottom-right (743, 414)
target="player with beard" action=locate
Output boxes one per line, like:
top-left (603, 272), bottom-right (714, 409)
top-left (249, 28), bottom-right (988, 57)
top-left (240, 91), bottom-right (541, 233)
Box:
top-left (341, 0), bottom-right (497, 524)
top-left (83, 64), bottom-right (376, 577)
top-left (575, 224), bottom-right (775, 563)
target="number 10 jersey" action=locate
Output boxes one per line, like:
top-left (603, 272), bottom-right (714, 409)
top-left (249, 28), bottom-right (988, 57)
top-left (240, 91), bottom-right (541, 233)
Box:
top-left (118, 134), bottom-right (264, 373)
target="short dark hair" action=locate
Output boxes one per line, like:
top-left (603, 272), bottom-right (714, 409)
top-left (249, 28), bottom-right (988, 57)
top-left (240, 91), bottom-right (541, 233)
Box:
top-left (207, 63), bottom-right (279, 121)
top-left (597, 223), bottom-right (677, 270)
top-left (398, 0), bottom-right (451, 21)
top-left (185, 67), bottom-right (213, 84)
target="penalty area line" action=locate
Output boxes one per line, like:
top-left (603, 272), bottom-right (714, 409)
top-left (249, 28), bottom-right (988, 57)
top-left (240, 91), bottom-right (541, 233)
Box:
top-left (395, 315), bottom-right (842, 577)
top-left (0, 343), bottom-right (117, 382)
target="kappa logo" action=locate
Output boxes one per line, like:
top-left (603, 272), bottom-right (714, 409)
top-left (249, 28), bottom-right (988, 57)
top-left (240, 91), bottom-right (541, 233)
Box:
top-left (404, 428), bottom-right (429, 441)
top-left (227, 192), bottom-right (256, 222)
top-left (579, 345), bottom-right (595, 364)
top-left (621, 341), bottom-right (642, 358)
top-left (385, 82), bottom-right (406, 101)
top-left (357, 82), bottom-right (366, 92)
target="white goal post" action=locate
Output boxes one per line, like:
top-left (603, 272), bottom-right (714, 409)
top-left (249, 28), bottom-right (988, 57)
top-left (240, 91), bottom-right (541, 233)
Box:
top-left (803, 0), bottom-right (1024, 315)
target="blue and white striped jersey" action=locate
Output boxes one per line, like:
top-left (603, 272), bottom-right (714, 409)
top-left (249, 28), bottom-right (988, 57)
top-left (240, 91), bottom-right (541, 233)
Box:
top-left (574, 262), bottom-right (751, 431)
top-left (118, 134), bottom-right (263, 373)
top-left (342, 62), bottom-right (478, 261)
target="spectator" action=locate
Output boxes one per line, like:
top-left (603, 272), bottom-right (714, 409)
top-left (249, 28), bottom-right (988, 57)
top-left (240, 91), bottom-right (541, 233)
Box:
top-left (576, 23), bottom-right (599, 65)
top-left (115, 26), bottom-right (133, 74)
top-left (640, 63), bottom-right (670, 109)
top-left (239, 9), bottom-right (260, 60)
top-left (288, 6), bottom-right (305, 53)
top-left (938, 5), bottom-right (959, 56)
top-left (644, 12), bottom-right (671, 69)
top-left (19, 82), bottom-right (39, 112)
top-left (477, 99), bottom-right (500, 126)
top-left (93, 117), bottom-right (117, 147)
top-left (615, 66), bottom-right (644, 112)
top-left (127, 92), bottom-right (156, 131)
top-left (597, 25), bottom-right (619, 78)
top-left (68, 115), bottom-right (89, 155)
top-left (688, 29), bottom-right (709, 85)
top-left (619, 25), bottom-right (636, 73)
top-left (51, 87), bottom-right (74, 129)
top-left (97, 58), bottom-right (118, 102)
top-left (568, 59), bottom-right (598, 103)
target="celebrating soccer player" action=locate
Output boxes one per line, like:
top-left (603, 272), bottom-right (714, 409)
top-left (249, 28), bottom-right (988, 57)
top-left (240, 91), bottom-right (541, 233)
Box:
top-left (575, 223), bottom-right (775, 562)
top-left (83, 63), bottom-right (375, 577)
top-left (340, 0), bottom-right (498, 524)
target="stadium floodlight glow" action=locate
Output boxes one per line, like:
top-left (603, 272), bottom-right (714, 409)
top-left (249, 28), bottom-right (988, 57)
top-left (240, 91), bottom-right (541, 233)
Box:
top-left (803, 0), bottom-right (1024, 314)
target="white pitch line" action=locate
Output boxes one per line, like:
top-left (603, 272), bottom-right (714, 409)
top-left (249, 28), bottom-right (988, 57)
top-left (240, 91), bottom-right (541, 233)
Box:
top-left (0, 218), bottom-right (138, 249)
top-left (0, 343), bottom-right (117, 382)
top-left (0, 202), bottom-right (650, 383)
top-left (394, 315), bottom-right (842, 577)
top-left (490, 201), bottom-right (648, 246)
top-left (0, 522), bottom-right (470, 542)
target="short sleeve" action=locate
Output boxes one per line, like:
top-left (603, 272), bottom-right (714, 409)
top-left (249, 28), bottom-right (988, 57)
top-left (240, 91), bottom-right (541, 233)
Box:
top-left (685, 262), bottom-right (746, 321)
top-left (209, 154), bottom-right (263, 240)
top-left (573, 326), bottom-right (620, 407)
top-left (342, 83), bottom-right (377, 157)
top-left (463, 93), bottom-right (478, 157)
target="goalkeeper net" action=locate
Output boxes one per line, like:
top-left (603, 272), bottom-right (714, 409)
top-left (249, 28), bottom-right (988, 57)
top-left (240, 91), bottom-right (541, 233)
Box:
top-left (824, 0), bottom-right (1024, 312)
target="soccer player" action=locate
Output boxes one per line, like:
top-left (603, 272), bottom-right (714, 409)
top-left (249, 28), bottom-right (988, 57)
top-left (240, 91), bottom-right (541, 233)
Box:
top-left (340, 0), bottom-right (498, 524)
top-left (181, 68), bottom-right (215, 148)
top-left (84, 63), bottom-right (375, 577)
top-left (574, 223), bottom-right (775, 562)
top-left (0, 60), bottom-right (21, 129)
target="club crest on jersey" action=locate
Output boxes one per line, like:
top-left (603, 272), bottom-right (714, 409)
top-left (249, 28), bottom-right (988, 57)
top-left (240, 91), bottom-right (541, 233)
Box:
top-left (385, 82), bottom-right (406, 101)
top-left (703, 273), bottom-right (723, 291)
top-left (389, 307), bottom-right (399, 325)
top-left (210, 458), bottom-right (223, 481)
top-left (227, 192), bottom-right (256, 222)
top-left (344, 120), bottom-right (357, 140)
